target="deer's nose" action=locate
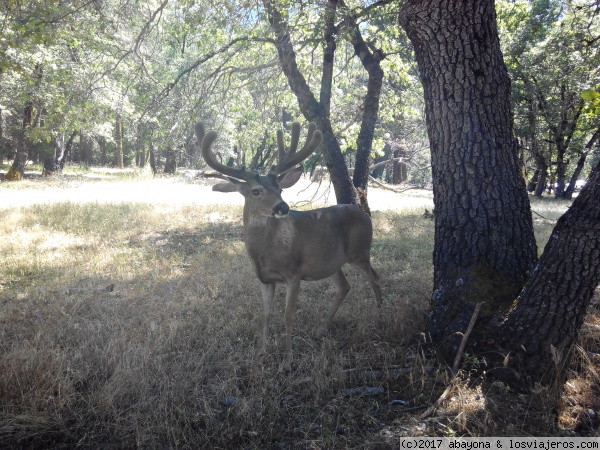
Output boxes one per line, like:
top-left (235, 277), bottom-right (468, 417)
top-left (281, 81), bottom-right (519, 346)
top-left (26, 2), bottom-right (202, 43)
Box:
top-left (273, 202), bottom-right (289, 218)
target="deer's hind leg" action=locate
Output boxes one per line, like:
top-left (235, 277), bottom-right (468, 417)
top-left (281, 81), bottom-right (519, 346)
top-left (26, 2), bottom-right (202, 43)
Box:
top-left (352, 259), bottom-right (383, 306)
top-left (315, 269), bottom-right (350, 339)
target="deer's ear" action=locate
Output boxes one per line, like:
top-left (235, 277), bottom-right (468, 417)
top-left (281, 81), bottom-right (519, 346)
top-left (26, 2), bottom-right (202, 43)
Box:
top-left (212, 181), bottom-right (241, 193)
top-left (278, 166), bottom-right (303, 189)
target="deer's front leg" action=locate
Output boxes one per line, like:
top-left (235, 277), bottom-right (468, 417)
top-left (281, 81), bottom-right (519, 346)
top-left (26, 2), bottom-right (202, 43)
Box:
top-left (259, 282), bottom-right (276, 356)
top-left (283, 277), bottom-right (301, 368)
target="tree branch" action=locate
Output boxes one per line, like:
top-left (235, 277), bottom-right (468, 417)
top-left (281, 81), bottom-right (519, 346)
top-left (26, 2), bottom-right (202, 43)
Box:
top-left (320, 0), bottom-right (338, 116)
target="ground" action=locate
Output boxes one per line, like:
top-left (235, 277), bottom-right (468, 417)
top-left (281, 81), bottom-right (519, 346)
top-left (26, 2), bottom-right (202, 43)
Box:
top-left (0, 166), bottom-right (598, 448)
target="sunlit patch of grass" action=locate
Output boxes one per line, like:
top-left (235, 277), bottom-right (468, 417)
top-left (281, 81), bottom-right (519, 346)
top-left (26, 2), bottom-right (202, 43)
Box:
top-left (529, 195), bottom-right (572, 252)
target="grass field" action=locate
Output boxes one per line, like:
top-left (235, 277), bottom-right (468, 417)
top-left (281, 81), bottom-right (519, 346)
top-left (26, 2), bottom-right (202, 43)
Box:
top-left (0, 168), bottom-right (597, 448)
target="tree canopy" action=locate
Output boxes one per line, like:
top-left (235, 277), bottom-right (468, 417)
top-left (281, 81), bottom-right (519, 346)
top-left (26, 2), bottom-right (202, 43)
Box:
top-left (1, 1), bottom-right (428, 193)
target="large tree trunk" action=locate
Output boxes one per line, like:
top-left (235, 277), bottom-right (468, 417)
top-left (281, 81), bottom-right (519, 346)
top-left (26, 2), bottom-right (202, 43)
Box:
top-left (497, 159), bottom-right (600, 386)
top-left (5, 65), bottom-right (42, 181)
top-left (399, 0), bottom-right (538, 354)
top-left (5, 101), bottom-right (35, 181)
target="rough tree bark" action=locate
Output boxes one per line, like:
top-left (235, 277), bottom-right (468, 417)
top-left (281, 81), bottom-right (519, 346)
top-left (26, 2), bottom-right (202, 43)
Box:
top-left (399, 0), bottom-right (538, 354)
top-left (400, 0), bottom-right (600, 390)
top-left (497, 159), bottom-right (600, 385)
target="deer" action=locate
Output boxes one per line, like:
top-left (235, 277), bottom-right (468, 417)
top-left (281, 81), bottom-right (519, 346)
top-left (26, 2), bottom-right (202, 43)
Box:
top-left (195, 121), bottom-right (382, 368)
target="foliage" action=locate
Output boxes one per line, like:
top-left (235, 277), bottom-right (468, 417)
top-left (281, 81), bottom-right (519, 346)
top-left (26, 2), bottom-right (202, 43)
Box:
top-left (582, 87), bottom-right (600, 116)
top-left (1, 0), bottom-right (427, 185)
top-left (497, 0), bottom-right (600, 187)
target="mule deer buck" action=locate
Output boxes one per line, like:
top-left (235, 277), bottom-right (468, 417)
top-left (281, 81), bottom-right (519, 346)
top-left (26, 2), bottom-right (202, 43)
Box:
top-left (196, 121), bottom-right (382, 367)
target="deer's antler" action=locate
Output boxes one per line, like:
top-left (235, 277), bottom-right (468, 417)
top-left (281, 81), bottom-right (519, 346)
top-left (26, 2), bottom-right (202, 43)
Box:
top-left (195, 122), bottom-right (255, 181)
top-left (271, 122), bottom-right (322, 175)
top-left (197, 121), bottom-right (321, 179)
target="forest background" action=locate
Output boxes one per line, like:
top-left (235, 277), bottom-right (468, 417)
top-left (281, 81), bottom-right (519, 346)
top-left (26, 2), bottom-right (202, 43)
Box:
top-left (1, 0), bottom-right (598, 194)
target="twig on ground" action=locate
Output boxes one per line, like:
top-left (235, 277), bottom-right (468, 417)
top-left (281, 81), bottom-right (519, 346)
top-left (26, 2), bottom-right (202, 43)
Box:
top-left (532, 210), bottom-right (551, 221)
top-left (420, 302), bottom-right (483, 420)
top-left (452, 302), bottom-right (483, 374)
top-left (419, 383), bottom-right (454, 420)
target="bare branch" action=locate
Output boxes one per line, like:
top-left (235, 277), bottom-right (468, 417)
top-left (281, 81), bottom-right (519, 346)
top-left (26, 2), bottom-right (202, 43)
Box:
top-left (368, 156), bottom-right (404, 172)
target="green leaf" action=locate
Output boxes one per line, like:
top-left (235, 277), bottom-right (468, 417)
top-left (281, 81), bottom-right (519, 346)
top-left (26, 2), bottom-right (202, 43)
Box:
top-left (581, 89), bottom-right (600, 101)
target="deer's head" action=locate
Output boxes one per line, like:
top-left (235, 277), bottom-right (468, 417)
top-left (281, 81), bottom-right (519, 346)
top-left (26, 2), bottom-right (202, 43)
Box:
top-left (195, 122), bottom-right (322, 219)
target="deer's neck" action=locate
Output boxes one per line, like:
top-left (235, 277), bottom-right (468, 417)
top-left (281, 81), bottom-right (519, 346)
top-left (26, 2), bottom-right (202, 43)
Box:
top-left (242, 208), bottom-right (296, 253)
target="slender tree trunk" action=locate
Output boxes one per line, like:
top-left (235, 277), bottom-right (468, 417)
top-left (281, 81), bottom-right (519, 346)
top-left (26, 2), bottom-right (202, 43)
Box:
top-left (399, 0), bottom-right (538, 354)
top-left (149, 143), bottom-right (157, 174)
top-left (392, 148), bottom-right (407, 185)
top-left (533, 83), bottom-right (585, 199)
top-left (527, 169), bottom-right (540, 192)
top-left (533, 148), bottom-right (549, 198)
top-left (98, 136), bottom-right (107, 166)
top-left (0, 106), bottom-right (4, 164)
top-left (564, 127), bottom-right (600, 200)
top-left (349, 20), bottom-right (384, 213)
top-left (5, 64), bottom-right (42, 181)
top-left (164, 146), bottom-right (177, 174)
top-left (263, 0), bottom-right (358, 206)
top-left (115, 116), bottom-right (124, 169)
top-left (42, 131), bottom-right (77, 176)
top-left (496, 159), bottom-right (600, 386)
top-left (371, 143), bottom-right (391, 180)
top-left (526, 94), bottom-right (543, 194)
top-left (42, 138), bottom-right (61, 176)
top-left (554, 150), bottom-right (567, 198)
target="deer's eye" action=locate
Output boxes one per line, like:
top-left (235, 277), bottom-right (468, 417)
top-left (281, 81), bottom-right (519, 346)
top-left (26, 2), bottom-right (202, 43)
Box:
top-left (251, 188), bottom-right (262, 197)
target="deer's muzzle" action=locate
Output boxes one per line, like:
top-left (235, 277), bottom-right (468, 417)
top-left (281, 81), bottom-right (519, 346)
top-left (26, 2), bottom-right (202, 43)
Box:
top-left (273, 202), bottom-right (290, 218)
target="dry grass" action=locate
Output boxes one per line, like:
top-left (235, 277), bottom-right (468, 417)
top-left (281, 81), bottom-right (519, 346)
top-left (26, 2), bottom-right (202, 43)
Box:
top-left (0, 171), bottom-right (598, 448)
